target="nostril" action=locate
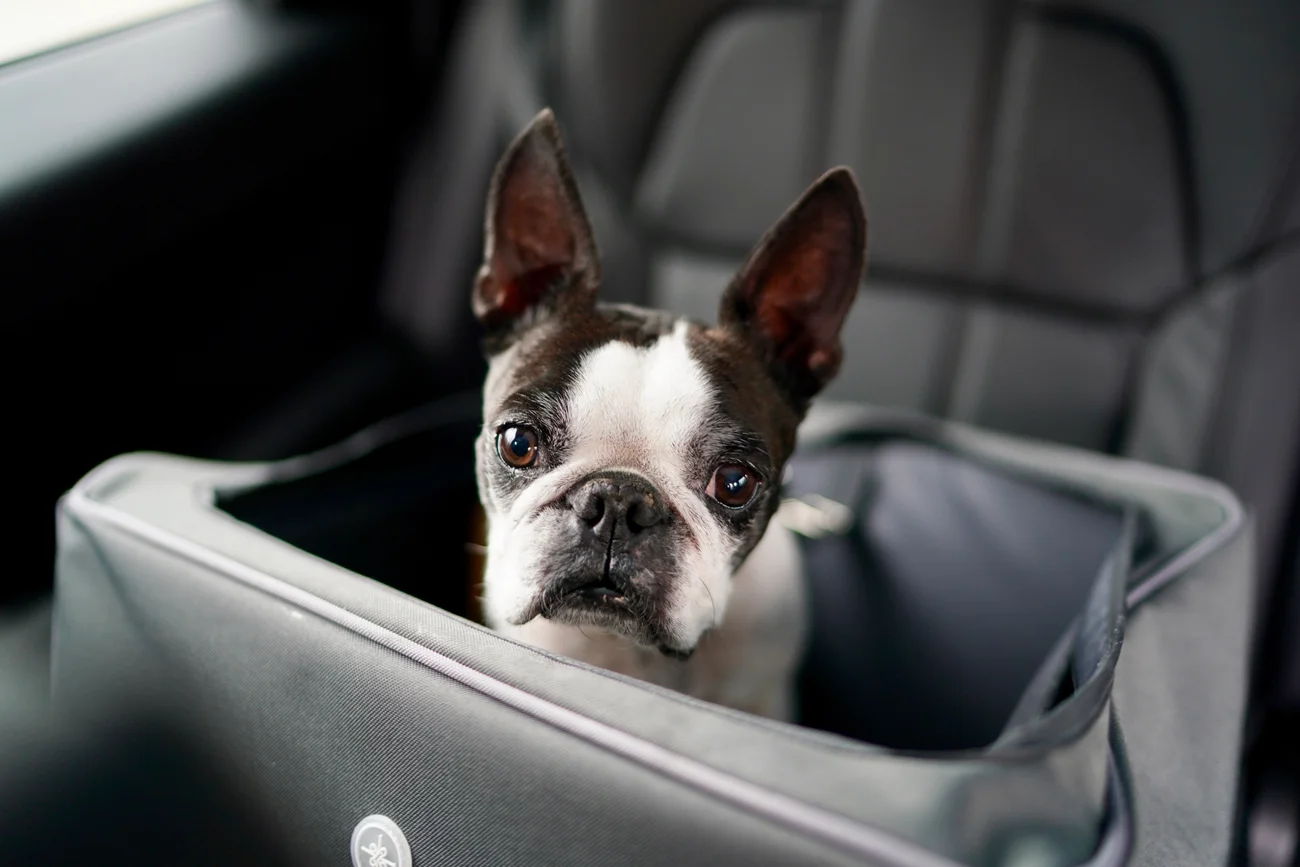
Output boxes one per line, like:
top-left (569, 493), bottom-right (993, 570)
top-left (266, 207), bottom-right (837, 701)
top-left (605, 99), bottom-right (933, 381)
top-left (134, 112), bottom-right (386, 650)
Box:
top-left (627, 497), bottom-right (664, 532)
top-left (572, 490), bottom-right (605, 526)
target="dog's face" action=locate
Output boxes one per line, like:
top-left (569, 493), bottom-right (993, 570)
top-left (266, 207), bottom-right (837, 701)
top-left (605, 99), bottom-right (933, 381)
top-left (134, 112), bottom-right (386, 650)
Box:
top-left (473, 110), bottom-right (866, 657)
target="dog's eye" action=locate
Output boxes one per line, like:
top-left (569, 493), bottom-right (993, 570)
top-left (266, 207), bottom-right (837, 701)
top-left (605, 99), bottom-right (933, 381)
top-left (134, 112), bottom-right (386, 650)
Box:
top-left (497, 425), bottom-right (539, 468)
top-left (707, 464), bottom-right (760, 509)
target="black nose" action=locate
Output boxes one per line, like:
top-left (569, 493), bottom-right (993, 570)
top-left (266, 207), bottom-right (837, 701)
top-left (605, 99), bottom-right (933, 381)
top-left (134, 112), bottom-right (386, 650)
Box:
top-left (568, 475), bottom-right (667, 538)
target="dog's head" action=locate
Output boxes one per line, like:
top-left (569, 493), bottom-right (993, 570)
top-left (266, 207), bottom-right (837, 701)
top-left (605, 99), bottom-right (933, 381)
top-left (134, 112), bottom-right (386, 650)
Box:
top-left (473, 110), bottom-right (866, 657)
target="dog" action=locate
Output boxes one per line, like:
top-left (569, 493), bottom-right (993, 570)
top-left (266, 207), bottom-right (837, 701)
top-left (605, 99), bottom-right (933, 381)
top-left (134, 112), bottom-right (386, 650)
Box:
top-left (472, 109), bottom-right (866, 720)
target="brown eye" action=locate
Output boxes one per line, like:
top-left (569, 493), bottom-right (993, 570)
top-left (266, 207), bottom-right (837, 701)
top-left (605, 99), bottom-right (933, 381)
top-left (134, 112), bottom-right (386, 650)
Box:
top-left (497, 425), bottom-right (539, 468)
top-left (707, 464), bottom-right (760, 509)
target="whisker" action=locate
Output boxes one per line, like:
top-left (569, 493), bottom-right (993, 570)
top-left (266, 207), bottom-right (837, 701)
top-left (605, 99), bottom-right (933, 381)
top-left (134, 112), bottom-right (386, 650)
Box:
top-left (697, 574), bottom-right (718, 628)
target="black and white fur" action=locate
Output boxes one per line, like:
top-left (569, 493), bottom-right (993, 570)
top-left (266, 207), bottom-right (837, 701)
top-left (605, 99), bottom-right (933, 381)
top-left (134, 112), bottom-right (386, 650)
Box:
top-left (473, 110), bottom-right (867, 719)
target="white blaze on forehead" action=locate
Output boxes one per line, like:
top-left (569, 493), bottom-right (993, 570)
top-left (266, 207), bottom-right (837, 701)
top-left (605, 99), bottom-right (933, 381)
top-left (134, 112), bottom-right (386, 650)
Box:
top-left (565, 320), bottom-right (715, 468)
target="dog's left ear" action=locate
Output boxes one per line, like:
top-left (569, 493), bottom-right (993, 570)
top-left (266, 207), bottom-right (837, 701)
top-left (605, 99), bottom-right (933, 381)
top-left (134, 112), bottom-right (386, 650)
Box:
top-left (718, 168), bottom-right (867, 407)
top-left (474, 109), bottom-right (599, 337)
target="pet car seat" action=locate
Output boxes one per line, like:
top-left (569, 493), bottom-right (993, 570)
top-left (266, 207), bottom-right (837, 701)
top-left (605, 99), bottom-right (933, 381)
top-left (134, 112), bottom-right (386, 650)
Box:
top-left (52, 394), bottom-right (1251, 866)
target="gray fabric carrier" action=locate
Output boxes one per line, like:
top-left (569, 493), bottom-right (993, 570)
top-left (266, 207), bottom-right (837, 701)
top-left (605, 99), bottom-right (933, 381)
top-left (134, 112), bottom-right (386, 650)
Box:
top-left (51, 396), bottom-right (1250, 867)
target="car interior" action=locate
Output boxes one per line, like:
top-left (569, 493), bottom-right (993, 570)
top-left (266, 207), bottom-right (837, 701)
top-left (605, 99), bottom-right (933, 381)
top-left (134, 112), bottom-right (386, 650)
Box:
top-left (1, 1), bottom-right (1296, 864)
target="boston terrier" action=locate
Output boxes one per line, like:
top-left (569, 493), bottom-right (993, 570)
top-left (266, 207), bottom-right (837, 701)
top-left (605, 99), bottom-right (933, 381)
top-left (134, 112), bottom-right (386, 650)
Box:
top-left (473, 109), bottom-right (866, 720)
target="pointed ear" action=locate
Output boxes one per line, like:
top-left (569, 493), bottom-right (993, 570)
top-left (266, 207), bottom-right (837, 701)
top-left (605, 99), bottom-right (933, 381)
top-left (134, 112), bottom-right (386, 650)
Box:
top-left (473, 109), bottom-right (599, 337)
top-left (718, 168), bottom-right (866, 406)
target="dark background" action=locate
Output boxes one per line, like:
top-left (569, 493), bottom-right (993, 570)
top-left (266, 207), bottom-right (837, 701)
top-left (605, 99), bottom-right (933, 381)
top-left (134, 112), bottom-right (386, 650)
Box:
top-left (1, 2), bottom-right (476, 608)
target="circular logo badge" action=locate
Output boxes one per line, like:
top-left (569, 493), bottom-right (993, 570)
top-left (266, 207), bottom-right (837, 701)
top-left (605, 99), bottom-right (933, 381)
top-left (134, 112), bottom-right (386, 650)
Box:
top-left (351, 814), bottom-right (412, 867)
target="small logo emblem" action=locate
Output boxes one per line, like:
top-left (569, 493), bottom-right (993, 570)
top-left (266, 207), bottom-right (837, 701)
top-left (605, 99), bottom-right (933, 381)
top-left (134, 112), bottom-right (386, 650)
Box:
top-left (351, 814), bottom-right (412, 867)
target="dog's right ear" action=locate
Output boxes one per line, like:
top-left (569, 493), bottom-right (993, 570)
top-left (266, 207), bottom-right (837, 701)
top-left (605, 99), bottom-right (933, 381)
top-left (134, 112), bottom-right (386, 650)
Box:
top-left (473, 109), bottom-right (599, 339)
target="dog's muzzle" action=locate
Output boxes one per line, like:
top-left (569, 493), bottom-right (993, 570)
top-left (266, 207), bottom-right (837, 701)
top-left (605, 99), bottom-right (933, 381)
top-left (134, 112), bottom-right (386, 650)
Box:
top-left (522, 471), bottom-right (682, 650)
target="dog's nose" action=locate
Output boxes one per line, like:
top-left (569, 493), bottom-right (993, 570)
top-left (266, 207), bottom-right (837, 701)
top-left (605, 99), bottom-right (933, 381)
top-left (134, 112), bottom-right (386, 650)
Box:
top-left (569, 476), bottom-right (667, 538)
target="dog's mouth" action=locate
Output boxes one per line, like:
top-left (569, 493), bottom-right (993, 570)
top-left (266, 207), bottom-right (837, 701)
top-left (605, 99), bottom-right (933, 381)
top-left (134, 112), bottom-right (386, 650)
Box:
top-left (509, 532), bottom-right (691, 657)
top-left (569, 576), bottom-right (628, 604)
top-left (544, 573), bottom-right (634, 617)
top-left (541, 530), bottom-right (635, 614)
top-left (523, 564), bottom-right (681, 649)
